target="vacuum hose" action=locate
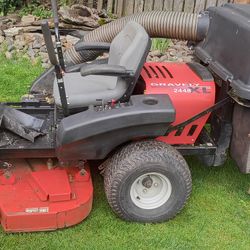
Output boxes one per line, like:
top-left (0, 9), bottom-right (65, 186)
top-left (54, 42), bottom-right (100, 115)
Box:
top-left (64, 10), bottom-right (209, 66)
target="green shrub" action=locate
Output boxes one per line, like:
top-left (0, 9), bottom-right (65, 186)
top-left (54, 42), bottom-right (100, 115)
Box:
top-left (0, 0), bottom-right (51, 18)
top-left (151, 38), bottom-right (170, 52)
top-left (0, 0), bottom-right (22, 16)
top-left (19, 4), bottom-right (52, 19)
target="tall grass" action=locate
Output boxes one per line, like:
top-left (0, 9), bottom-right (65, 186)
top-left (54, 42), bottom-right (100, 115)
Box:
top-left (151, 38), bottom-right (170, 52)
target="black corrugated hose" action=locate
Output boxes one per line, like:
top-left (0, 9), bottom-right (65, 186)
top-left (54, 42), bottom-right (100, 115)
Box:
top-left (64, 10), bottom-right (209, 66)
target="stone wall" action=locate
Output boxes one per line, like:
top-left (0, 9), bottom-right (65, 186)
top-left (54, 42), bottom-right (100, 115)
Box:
top-left (0, 26), bottom-right (79, 68)
top-left (0, 5), bottom-right (112, 68)
top-left (0, 5), bottom-right (195, 68)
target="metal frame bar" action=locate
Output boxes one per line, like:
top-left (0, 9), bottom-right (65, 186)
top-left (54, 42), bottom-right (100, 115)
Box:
top-left (50, 0), bottom-right (68, 116)
top-left (167, 96), bottom-right (231, 134)
top-left (175, 128), bottom-right (217, 155)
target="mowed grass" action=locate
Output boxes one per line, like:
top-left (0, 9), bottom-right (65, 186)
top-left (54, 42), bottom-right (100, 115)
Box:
top-left (0, 54), bottom-right (43, 102)
top-left (0, 54), bottom-right (249, 250)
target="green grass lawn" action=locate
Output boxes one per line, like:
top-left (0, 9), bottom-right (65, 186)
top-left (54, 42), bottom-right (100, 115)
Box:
top-left (0, 54), bottom-right (249, 250)
top-left (0, 55), bottom-right (43, 102)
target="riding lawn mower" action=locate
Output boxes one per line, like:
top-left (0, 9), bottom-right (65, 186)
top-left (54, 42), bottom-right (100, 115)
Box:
top-left (0, 0), bottom-right (249, 232)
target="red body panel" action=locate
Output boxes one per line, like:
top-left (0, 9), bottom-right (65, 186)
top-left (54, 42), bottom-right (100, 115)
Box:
top-left (0, 159), bottom-right (93, 232)
top-left (141, 62), bottom-right (215, 144)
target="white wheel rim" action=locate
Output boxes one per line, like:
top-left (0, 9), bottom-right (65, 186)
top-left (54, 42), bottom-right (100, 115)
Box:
top-left (130, 172), bottom-right (172, 210)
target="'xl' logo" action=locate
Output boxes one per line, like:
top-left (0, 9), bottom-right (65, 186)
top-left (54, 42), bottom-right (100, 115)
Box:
top-left (188, 87), bottom-right (211, 94)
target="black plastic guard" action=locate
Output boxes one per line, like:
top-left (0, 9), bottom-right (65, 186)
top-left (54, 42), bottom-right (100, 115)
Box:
top-left (56, 94), bottom-right (175, 161)
top-left (0, 104), bottom-right (44, 143)
top-left (195, 4), bottom-right (250, 100)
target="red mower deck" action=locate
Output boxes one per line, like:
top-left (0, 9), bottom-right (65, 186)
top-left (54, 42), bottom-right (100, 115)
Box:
top-left (0, 159), bottom-right (93, 232)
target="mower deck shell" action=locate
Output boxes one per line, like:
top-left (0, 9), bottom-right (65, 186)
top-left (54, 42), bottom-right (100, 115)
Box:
top-left (0, 159), bottom-right (93, 232)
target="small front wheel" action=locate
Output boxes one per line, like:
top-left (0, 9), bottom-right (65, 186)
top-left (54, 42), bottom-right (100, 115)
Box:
top-left (103, 140), bottom-right (192, 223)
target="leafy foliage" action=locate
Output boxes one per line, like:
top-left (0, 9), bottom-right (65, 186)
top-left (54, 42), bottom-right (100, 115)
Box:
top-left (151, 38), bottom-right (170, 53)
top-left (0, 0), bottom-right (52, 17)
top-left (19, 4), bottom-right (52, 19)
top-left (0, 0), bottom-right (22, 16)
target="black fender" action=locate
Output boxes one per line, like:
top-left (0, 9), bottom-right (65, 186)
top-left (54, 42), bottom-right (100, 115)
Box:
top-left (56, 94), bottom-right (175, 161)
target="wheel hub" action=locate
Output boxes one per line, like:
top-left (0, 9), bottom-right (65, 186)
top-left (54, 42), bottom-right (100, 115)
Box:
top-left (130, 172), bottom-right (172, 210)
top-left (142, 176), bottom-right (153, 188)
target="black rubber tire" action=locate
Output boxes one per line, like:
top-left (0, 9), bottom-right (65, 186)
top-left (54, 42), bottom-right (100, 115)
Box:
top-left (103, 140), bottom-right (192, 223)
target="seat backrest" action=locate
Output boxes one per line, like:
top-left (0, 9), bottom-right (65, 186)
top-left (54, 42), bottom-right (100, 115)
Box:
top-left (108, 21), bottom-right (151, 99)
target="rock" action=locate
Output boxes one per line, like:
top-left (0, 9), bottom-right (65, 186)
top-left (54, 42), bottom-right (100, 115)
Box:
top-left (42, 63), bottom-right (51, 69)
top-left (23, 33), bottom-right (35, 44)
top-left (169, 50), bottom-right (177, 57)
top-left (31, 57), bottom-right (40, 65)
top-left (40, 46), bottom-right (48, 53)
top-left (32, 33), bottom-right (44, 49)
top-left (15, 34), bottom-right (25, 42)
top-left (66, 35), bottom-right (80, 45)
top-left (176, 51), bottom-right (184, 59)
top-left (33, 48), bottom-right (40, 54)
top-left (0, 36), bottom-right (4, 44)
top-left (98, 52), bottom-right (109, 60)
top-left (42, 58), bottom-right (49, 63)
top-left (64, 42), bottom-right (73, 49)
top-left (182, 56), bottom-right (193, 63)
top-left (22, 26), bottom-right (42, 33)
top-left (33, 33), bottom-right (44, 39)
top-left (4, 27), bottom-right (23, 37)
top-left (174, 44), bottom-right (185, 51)
top-left (7, 14), bottom-right (21, 24)
top-left (21, 15), bottom-right (36, 25)
top-left (146, 39), bottom-right (195, 63)
top-left (7, 44), bottom-right (15, 52)
top-left (59, 5), bottom-right (100, 28)
top-left (39, 52), bottom-right (49, 63)
top-left (150, 50), bottom-right (162, 57)
top-left (168, 40), bottom-right (174, 47)
top-left (39, 52), bottom-right (48, 58)
top-left (14, 35), bottom-right (26, 50)
top-left (33, 39), bottom-right (43, 49)
top-left (151, 56), bottom-right (160, 62)
top-left (159, 55), bottom-right (168, 62)
top-left (5, 37), bottom-right (14, 47)
top-left (5, 51), bottom-right (13, 60)
top-left (60, 36), bottom-right (67, 44)
top-left (27, 46), bottom-right (35, 59)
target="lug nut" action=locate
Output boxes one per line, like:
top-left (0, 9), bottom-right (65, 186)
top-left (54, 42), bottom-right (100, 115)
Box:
top-left (154, 183), bottom-right (158, 187)
top-left (143, 189), bottom-right (147, 193)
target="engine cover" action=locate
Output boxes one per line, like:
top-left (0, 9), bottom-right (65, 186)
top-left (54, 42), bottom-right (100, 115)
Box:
top-left (141, 62), bottom-right (216, 144)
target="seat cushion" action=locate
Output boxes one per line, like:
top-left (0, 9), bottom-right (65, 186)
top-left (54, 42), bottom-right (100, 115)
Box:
top-left (54, 22), bottom-right (150, 109)
top-left (53, 72), bottom-right (126, 108)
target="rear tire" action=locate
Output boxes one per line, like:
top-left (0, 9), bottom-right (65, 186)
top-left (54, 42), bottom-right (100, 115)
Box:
top-left (103, 140), bottom-right (192, 223)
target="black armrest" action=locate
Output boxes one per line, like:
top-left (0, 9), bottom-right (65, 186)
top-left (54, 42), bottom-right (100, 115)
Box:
top-left (75, 42), bottom-right (111, 52)
top-left (80, 64), bottom-right (135, 77)
top-left (66, 58), bottom-right (109, 73)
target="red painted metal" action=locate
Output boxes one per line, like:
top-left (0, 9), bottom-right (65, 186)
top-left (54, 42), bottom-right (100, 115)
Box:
top-left (141, 62), bottom-right (216, 144)
top-left (0, 159), bottom-right (93, 232)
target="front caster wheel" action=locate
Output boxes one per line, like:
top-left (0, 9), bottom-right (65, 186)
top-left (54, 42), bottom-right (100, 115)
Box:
top-left (104, 140), bottom-right (192, 223)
